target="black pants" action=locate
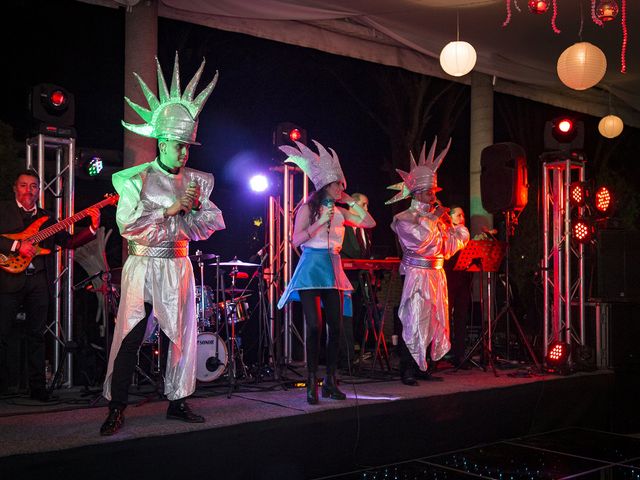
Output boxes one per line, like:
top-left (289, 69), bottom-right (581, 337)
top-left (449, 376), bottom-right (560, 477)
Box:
top-left (0, 271), bottom-right (49, 392)
top-left (448, 273), bottom-right (472, 364)
top-left (108, 303), bottom-right (170, 409)
top-left (299, 289), bottom-right (342, 375)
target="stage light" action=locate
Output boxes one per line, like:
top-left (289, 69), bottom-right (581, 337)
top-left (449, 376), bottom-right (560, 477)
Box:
top-left (85, 156), bottom-right (103, 177)
top-left (594, 186), bottom-right (612, 215)
top-left (569, 182), bottom-right (586, 208)
top-left (545, 341), bottom-right (571, 373)
top-left (572, 216), bottom-right (594, 244)
top-left (249, 174), bottom-right (269, 193)
top-left (544, 116), bottom-right (584, 152)
top-left (30, 83), bottom-right (75, 129)
top-left (274, 122), bottom-right (307, 148)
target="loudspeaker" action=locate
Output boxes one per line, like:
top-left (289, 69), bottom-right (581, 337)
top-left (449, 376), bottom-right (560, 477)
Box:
top-left (480, 143), bottom-right (528, 214)
top-left (596, 230), bottom-right (640, 302)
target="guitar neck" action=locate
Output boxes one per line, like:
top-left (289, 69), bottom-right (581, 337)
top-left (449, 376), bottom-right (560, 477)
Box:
top-left (29, 198), bottom-right (110, 244)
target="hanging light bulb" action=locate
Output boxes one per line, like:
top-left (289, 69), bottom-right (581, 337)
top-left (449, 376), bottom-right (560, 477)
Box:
top-left (598, 115), bottom-right (624, 138)
top-left (557, 42), bottom-right (607, 90)
top-left (440, 41), bottom-right (477, 77)
top-left (528, 0), bottom-right (549, 14)
top-left (596, 1), bottom-right (619, 22)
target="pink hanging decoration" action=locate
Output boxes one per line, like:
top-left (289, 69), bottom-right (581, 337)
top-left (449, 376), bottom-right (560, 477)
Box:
top-left (503, 0), bottom-right (513, 27)
top-left (591, 0), bottom-right (604, 26)
top-left (550, 0), bottom-right (561, 34)
top-left (620, 0), bottom-right (627, 72)
top-left (596, 0), bottom-right (619, 22)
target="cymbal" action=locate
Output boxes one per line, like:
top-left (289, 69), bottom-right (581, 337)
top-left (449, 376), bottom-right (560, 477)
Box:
top-left (219, 294), bottom-right (251, 304)
top-left (209, 258), bottom-right (260, 267)
top-left (224, 288), bottom-right (253, 295)
top-left (189, 252), bottom-right (220, 261)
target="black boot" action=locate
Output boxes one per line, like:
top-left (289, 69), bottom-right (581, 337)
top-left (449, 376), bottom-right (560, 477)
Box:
top-left (307, 372), bottom-right (318, 405)
top-left (100, 407), bottom-right (125, 436)
top-left (166, 399), bottom-right (205, 423)
top-left (322, 374), bottom-right (346, 400)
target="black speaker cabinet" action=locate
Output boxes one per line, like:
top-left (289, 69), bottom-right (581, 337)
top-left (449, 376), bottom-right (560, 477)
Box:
top-left (480, 143), bottom-right (528, 214)
top-left (596, 229), bottom-right (640, 302)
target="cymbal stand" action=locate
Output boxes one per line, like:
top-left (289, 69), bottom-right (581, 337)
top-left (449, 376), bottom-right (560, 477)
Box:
top-left (221, 267), bottom-right (247, 397)
top-left (254, 252), bottom-right (280, 383)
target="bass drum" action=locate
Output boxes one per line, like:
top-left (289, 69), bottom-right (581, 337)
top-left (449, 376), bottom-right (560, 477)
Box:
top-left (196, 332), bottom-right (228, 382)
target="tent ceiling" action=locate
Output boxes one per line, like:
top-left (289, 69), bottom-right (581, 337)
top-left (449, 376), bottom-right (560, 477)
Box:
top-left (85, 0), bottom-right (640, 126)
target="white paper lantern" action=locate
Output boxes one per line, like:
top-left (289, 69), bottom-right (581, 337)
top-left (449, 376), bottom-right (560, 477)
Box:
top-left (598, 114), bottom-right (624, 138)
top-left (440, 41), bottom-right (477, 77)
top-left (557, 42), bottom-right (607, 90)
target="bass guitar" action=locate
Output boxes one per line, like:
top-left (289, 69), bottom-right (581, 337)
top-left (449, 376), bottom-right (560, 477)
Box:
top-left (0, 193), bottom-right (119, 274)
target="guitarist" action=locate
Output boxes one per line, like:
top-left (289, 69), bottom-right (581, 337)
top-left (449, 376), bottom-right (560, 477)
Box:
top-left (0, 169), bottom-right (100, 401)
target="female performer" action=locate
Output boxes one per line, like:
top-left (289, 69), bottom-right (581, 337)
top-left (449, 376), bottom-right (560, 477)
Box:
top-left (277, 140), bottom-right (375, 404)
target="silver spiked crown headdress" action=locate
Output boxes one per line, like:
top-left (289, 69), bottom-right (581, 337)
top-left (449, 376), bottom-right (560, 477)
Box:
top-left (385, 137), bottom-right (451, 205)
top-left (122, 52), bottom-right (218, 145)
top-left (279, 140), bottom-right (346, 191)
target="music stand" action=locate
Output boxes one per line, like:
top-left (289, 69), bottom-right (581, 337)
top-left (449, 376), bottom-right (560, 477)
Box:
top-left (453, 239), bottom-right (506, 376)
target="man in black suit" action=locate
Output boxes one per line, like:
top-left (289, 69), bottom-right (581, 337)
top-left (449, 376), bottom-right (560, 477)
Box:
top-left (339, 193), bottom-right (371, 370)
top-left (0, 169), bottom-right (100, 401)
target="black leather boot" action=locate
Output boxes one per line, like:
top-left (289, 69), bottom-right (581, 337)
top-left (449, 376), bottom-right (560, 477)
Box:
top-left (100, 407), bottom-right (125, 436)
top-left (321, 374), bottom-right (346, 400)
top-left (307, 372), bottom-right (318, 405)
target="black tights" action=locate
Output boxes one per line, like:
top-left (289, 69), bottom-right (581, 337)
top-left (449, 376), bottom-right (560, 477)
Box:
top-left (299, 289), bottom-right (342, 375)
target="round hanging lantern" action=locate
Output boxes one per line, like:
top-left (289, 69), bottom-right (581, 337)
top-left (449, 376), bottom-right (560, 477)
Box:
top-left (557, 42), bottom-right (607, 90)
top-left (596, 1), bottom-right (619, 22)
top-left (598, 115), bottom-right (624, 138)
top-left (439, 41), bottom-right (477, 77)
top-left (528, 0), bottom-right (549, 14)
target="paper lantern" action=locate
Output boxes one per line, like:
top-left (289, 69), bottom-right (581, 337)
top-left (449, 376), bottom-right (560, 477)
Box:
top-left (598, 115), bottom-right (624, 138)
top-left (439, 41), bottom-right (477, 77)
top-left (557, 42), bottom-right (607, 90)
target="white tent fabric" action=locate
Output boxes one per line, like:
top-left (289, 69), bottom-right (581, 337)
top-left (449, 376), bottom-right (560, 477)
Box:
top-left (86, 0), bottom-right (640, 126)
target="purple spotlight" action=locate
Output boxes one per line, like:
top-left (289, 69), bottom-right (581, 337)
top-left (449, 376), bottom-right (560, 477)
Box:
top-left (249, 174), bottom-right (269, 193)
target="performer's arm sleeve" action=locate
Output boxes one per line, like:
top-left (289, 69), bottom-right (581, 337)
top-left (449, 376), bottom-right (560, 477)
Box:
top-left (394, 214), bottom-right (440, 253)
top-left (180, 172), bottom-right (226, 240)
top-left (442, 225), bottom-right (470, 259)
top-left (115, 174), bottom-right (169, 243)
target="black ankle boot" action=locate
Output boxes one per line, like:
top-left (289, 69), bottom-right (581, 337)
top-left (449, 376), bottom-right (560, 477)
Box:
top-left (307, 373), bottom-right (318, 405)
top-left (322, 374), bottom-right (346, 400)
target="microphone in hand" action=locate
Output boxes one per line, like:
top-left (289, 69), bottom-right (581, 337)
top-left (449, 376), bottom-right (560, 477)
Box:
top-left (179, 180), bottom-right (198, 216)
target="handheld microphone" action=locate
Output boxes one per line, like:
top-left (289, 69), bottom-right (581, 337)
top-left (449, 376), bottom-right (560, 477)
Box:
top-left (180, 180), bottom-right (198, 216)
top-left (321, 197), bottom-right (334, 233)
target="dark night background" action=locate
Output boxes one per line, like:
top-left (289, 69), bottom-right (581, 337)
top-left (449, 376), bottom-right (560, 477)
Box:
top-left (2, 0), bottom-right (639, 370)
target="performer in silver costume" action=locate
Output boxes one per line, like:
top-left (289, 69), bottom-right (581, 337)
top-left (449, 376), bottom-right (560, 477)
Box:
top-left (100, 53), bottom-right (225, 436)
top-left (277, 140), bottom-right (375, 404)
top-left (386, 138), bottom-right (469, 386)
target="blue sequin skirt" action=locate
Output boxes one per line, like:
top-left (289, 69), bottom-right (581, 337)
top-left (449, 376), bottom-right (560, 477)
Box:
top-left (277, 247), bottom-right (353, 316)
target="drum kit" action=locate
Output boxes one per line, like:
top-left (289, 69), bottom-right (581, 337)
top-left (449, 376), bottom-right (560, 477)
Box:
top-left (189, 251), bottom-right (261, 384)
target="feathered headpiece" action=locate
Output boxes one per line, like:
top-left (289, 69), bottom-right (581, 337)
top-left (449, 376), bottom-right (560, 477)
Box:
top-left (385, 137), bottom-right (451, 205)
top-left (122, 52), bottom-right (218, 145)
top-left (279, 140), bottom-right (346, 191)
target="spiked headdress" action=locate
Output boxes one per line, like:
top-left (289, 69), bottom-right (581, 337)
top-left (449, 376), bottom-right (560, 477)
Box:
top-left (279, 140), bottom-right (346, 191)
top-left (122, 52), bottom-right (218, 145)
top-left (385, 137), bottom-right (451, 205)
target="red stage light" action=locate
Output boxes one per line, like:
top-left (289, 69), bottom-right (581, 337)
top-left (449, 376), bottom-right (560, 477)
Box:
top-left (50, 90), bottom-right (67, 108)
top-left (528, 0), bottom-right (549, 14)
top-left (569, 182), bottom-right (586, 207)
top-left (594, 186), bottom-right (611, 214)
top-left (545, 341), bottom-right (571, 373)
top-left (289, 128), bottom-right (302, 142)
top-left (557, 119), bottom-right (573, 133)
top-left (572, 217), bottom-right (593, 244)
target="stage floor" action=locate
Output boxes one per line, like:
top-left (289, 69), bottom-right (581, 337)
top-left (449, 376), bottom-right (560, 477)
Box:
top-left (0, 364), bottom-right (635, 479)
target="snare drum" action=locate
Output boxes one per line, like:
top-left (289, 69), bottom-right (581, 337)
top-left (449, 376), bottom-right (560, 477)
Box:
top-left (219, 299), bottom-right (249, 324)
top-left (196, 332), bottom-right (228, 382)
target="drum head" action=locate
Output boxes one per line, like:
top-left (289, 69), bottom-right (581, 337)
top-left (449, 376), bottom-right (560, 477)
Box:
top-left (196, 332), bottom-right (228, 382)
